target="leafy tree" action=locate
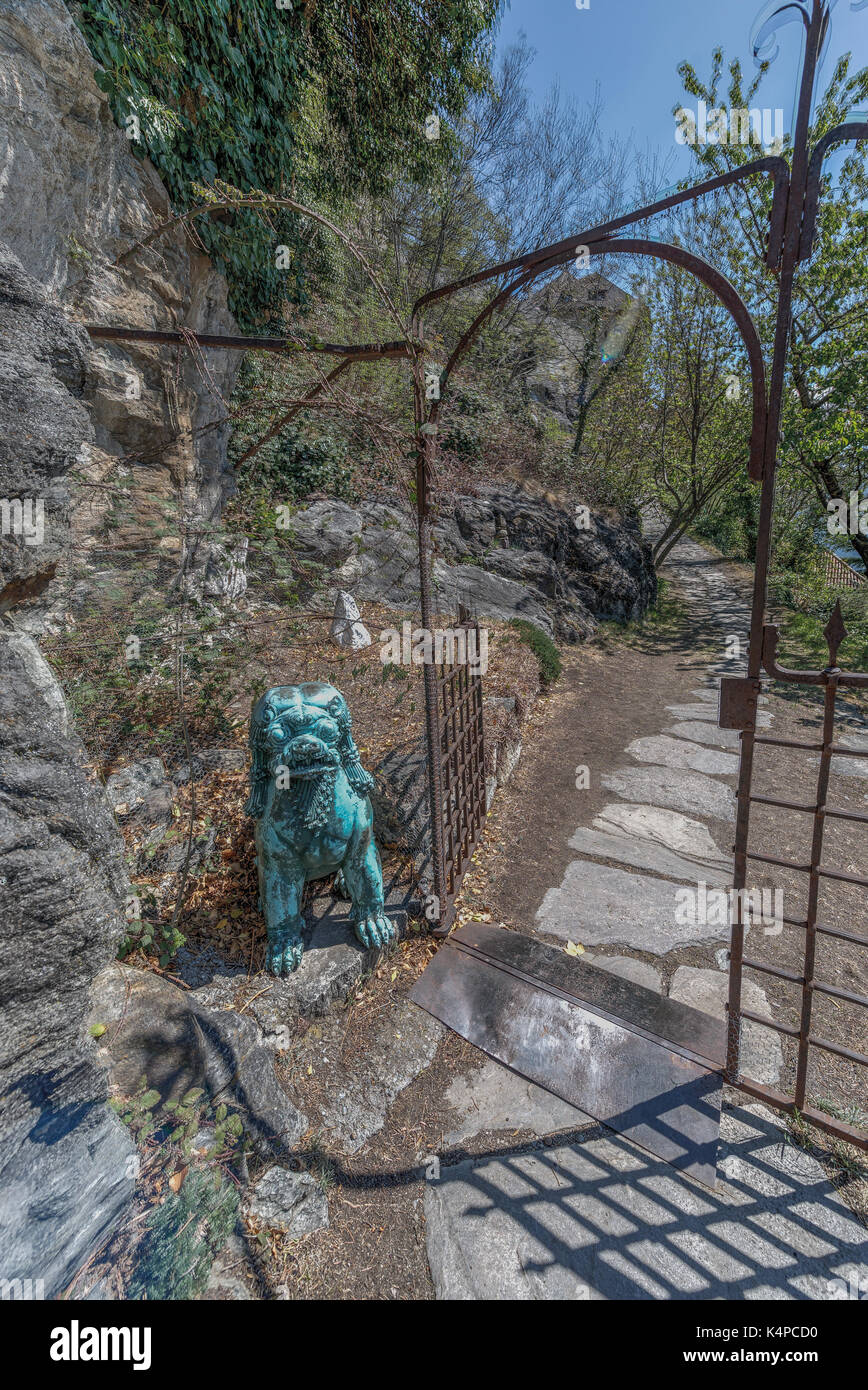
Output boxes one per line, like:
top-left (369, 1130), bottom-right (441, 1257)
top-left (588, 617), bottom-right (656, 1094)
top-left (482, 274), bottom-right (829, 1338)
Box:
top-left (643, 235), bottom-right (753, 565)
top-left (676, 45), bottom-right (868, 570)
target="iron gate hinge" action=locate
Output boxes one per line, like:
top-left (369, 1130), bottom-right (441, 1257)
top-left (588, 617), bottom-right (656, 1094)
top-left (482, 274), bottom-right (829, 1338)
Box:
top-left (718, 676), bottom-right (761, 730)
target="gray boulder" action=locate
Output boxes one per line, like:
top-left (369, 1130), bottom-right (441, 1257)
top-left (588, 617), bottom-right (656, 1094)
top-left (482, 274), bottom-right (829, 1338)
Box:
top-left (289, 484), bottom-right (655, 642)
top-left (246, 1167), bottom-right (329, 1238)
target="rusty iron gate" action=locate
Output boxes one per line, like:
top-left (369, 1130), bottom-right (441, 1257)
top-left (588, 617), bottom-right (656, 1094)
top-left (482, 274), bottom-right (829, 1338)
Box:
top-left (430, 608), bottom-right (486, 935)
top-left (723, 610), bottom-right (868, 1149)
top-left (81, 0), bottom-right (868, 1152)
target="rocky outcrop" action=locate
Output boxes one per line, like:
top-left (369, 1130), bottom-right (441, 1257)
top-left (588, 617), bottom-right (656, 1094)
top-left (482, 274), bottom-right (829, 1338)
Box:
top-left (0, 0), bottom-right (242, 1296)
top-left (519, 271), bottom-right (636, 428)
top-left (0, 628), bottom-right (136, 1296)
top-left (290, 484), bottom-right (655, 641)
top-left (0, 244), bottom-right (136, 1297)
top-left (0, 246), bottom-right (92, 613)
top-left (0, 0), bottom-right (242, 618)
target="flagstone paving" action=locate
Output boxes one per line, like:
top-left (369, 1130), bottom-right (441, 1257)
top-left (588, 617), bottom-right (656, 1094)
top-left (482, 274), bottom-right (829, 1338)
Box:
top-left (418, 534), bottom-right (868, 1300)
top-left (442, 1061), bottom-right (588, 1146)
top-left (625, 733), bottom-right (740, 776)
top-left (668, 968), bottom-right (783, 1086)
top-left (664, 719), bottom-right (745, 749)
top-left (591, 802), bottom-right (730, 863)
top-left (599, 763), bottom-right (737, 821)
top-left (537, 859), bottom-right (727, 953)
top-left (565, 826), bottom-right (732, 885)
top-left (424, 1104), bottom-right (868, 1300)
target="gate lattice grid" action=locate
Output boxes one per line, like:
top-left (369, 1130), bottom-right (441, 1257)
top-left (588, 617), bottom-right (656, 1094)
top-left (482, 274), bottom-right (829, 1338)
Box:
top-left (725, 606), bottom-right (868, 1148)
top-left (434, 611), bottom-right (487, 934)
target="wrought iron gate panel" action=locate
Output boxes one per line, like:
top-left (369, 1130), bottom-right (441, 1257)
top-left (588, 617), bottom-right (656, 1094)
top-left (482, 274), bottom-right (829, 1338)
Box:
top-left (433, 613), bottom-right (486, 933)
top-left (724, 610), bottom-right (868, 1151)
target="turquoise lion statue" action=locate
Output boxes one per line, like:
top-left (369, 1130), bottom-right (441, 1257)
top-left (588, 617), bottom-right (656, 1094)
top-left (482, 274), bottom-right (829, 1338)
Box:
top-left (246, 682), bottom-right (396, 975)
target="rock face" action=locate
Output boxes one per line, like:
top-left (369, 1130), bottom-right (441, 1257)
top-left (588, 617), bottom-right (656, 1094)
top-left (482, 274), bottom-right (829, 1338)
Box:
top-left (0, 0), bottom-right (241, 1296)
top-left (0, 247), bottom-right (93, 613)
top-left (330, 590), bottom-right (372, 650)
top-left (518, 271), bottom-right (637, 429)
top-left (0, 629), bottom-right (136, 1297)
top-left (290, 484), bottom-right (655, 641)
top-left (88, 964), bottom-right (308, 1159)
top-left (0, 0), bottom-right (242, 617)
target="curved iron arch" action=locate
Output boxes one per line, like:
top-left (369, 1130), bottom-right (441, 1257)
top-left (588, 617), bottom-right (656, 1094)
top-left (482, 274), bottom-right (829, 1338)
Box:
top-left (419, 238), bottom-right (768, 482)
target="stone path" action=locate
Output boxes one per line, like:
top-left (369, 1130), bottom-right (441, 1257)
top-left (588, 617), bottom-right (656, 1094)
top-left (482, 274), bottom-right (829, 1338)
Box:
top-left (423, 535), bottom-right (868, 1299)
top-left (425, 1104), bottom-right (868, 1300)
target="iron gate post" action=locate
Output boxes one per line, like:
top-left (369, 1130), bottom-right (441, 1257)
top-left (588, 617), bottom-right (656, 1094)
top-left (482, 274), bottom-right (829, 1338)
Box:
top-left (412, 333), bottom-right (449, 928)
top-left (727, 0), bottom-right (830, 1085)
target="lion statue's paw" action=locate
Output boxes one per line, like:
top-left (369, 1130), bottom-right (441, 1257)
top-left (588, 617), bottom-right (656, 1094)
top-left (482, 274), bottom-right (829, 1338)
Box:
top-left (265, 921), bottom-right (305, 975)
top-left (354, 909), bottom-right (396, 951)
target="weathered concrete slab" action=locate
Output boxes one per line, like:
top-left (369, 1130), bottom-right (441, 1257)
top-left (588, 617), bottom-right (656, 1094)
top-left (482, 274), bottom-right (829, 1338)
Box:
top-left (669, 968), bottom-right (783, 1085)
top-left (567, 826), bottom-right (731, 885)
top-left (536, 860), bottom-right (727, 953)
top-left (443, 1060), bottom-right (591, 1146)
top-left (626, 734), bottom-right (740, 777)
top-left (424, 1105), bottom-right (868, 1299)
top-left (317, 999), bottom-right (443, 1153)
top-left (602, 765), bottom-right (735, 821)
top-left (593, 803), bottom-right (730, 864)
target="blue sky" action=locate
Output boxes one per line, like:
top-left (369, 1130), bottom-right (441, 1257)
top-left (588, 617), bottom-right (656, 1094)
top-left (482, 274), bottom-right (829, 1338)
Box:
top-left (495, 0), bottom-right (868, 178)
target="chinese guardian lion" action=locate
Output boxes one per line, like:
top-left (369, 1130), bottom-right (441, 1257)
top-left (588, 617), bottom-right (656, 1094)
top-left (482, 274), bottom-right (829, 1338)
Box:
top-left (246, 682), bottom-right (396, 974)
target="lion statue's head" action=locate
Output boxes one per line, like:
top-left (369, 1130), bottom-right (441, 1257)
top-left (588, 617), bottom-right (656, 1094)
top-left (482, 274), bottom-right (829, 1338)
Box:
top-left (245, 682), bottom-right (373, 821)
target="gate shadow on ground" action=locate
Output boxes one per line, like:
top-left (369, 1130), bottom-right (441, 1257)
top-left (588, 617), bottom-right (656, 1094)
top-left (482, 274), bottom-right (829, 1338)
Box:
top-left (422, 1101), bottom-right (868, 1299)
top-left (93, 998), bottom-right (866, 1299)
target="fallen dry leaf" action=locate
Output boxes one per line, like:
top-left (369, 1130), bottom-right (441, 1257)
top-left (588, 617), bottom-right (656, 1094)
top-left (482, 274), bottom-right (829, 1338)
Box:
top-left (169, 1166), bottom-right (188, 1194)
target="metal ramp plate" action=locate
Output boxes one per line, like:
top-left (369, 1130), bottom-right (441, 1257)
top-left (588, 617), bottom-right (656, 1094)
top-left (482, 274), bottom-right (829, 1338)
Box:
top-left (410, 924), bottom-right (726, 1188)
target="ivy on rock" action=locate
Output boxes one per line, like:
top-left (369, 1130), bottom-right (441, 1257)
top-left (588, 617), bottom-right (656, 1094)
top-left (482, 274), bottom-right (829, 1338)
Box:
top-left (69, 0), bottom-right (502, 328)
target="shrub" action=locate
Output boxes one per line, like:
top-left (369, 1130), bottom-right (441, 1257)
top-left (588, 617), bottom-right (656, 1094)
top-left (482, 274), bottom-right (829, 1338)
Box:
top-left (508, 619), bottom-right (562, 684)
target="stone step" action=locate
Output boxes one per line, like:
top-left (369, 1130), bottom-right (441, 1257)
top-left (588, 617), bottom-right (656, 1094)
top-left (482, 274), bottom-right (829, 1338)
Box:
top-left (423, 1104), bottom-right (868, 1300)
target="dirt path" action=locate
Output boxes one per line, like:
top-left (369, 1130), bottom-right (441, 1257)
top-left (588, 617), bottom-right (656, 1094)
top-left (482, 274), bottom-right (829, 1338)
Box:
top-left (240, 536), bottom-right (868, 1302)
